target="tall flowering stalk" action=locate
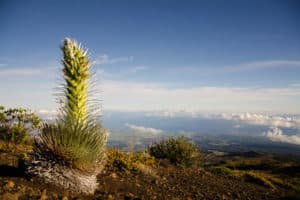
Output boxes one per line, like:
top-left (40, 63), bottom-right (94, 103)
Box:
top-left (61, 38), bottom-right (89, 124)
top-left (34, 38), bottom-right (106, 170)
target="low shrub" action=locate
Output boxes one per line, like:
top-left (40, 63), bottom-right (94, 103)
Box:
top-left (0, 106), bottom-right (40, 145)
top-left (132, 151), bottom-right (156, 166)
top-left (268, 176), bottom-right (300, 193)
top-left (0, 140), bottom-right (14, 152)
top-left (106, 149), bottom-right (136, 172)
top-left (225, 158), bottom-right (276, 171)
top-left (210, 166), bottom-right (235, 177)
top-left (244, 171), bottom-right (275, 189)
top-left (148, 136), bottom-right (200, 167)
top-left (106, 149), bottom-right (156, 172)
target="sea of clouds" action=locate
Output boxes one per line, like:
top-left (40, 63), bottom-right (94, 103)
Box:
top-left (36, 109), bottom-right (300, 145)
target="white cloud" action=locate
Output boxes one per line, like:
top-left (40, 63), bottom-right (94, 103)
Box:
top-left (125, 123), bottom-right (163, 135)
top-left (96, 66), bottom-right (147, 80)
top-left (94, 54), bottom-right (134, 65)
top-left (145, 110), bottom-right (200, 118)
top-left (170, 60), bottom-right (300, 75)
top-left (35, 109), bottom-right (57, 120)
top-left (100, 80), bottom-right (300, 113)
top-left (239, 60), bottom-right (300, 70)
top-left (0, 66), bottom-right (56, 76)
top-left (144, 111), bottom-right (300, 130)
top-left (216, 113), bottom-right (299, 128)
top-left (233, 124), bottom-right (241, 128)
top-left (222, 60), bottom-right (300, 72)
top-left (0, 68), bottom-right (43, 76)
top-left (290, 83), bottom-right (300, 87)
top-left (128, 66), bottom-right (147, 73)
top-left (263, 127), bottom-right (300, 145)
top-left (36, 109), bottom-right (57, 115)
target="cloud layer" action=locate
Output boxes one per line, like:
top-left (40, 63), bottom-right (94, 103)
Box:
top-left (0, 68), bottom-right (43, 76)
top-left (239, 60), bottom-right (300, 70)
top-left (144, 111), bottom-right (300, 145)
top-left (263, 127), bottom-right (300, 145)
top-left (125, 123), bottom-right (163, 135)
top-left (95, 54), bottom-right (134, 65)
top-left (217, 113), bottom-right (299, 128)
top-left (101, 80), bottom-right (300, 113)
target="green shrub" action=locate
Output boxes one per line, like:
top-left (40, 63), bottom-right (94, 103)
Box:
top-left (132, 151), bottom-right (156, 167)
top-left (34, 38), bottom-right (107, 170)
top-left (0, 107), bottom-right (40, 145)
top-left (210, 166), bottom-right (235, 177)
top-left (149, 136), bottom-right (200, 167)
top-left (0, 105), bottom-right (5, 121)
top-left (106, 149), bottom-right (156, 172)
top-left (0, 140), bottom-right (14, 152)
top-left (106, 149), bottom-right (136, 172)
top-left (7, 123), bottom-right (28, 144)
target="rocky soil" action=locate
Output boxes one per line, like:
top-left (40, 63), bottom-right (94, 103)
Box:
top-left (0, 153), bottom-right (298, 200)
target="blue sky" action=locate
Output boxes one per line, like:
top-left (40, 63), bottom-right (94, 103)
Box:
top-left (1, 0), bottom-right (300, 113)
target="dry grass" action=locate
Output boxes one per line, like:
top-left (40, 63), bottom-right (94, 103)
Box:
top-left (244, 171), bottom-right (276, 189)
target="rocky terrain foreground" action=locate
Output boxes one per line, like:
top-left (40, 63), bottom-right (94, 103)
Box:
top-left (0, 152), bottom-right (298, 200)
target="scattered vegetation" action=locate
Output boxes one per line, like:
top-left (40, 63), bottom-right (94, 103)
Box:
top-left (33, 38), bottom-right (107, 170)
top-left (149, 136), bottom-right (201, 167)
top-left (106, 149), bottom-right (136, 172)
top-left (0, 106), bottom-right (40, 152)
top-left (267, 176), bottom-right (296, 191)
top-left (106, 149), bottom-right (156, 172)
top-left (244, 171), bottom-right (276, 189)
top-left (208, 154), bottom-right (300, 193)
top-left (224, 157), bottom-right (276, 170)
top-left (209, 166), bottom-right (235, 177)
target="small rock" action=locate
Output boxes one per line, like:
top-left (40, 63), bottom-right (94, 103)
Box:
top-left (135, 183), bottom-right (141, 187)
top-left (52, 193), bottom-right (58, 199)
top-left (62, 196), bottom-right (68, 200)
top-left (125, 193), bottom-right (134, 198)
top-left (39, 189), bottom-right (47, 200)
top-left (27, 188), bottom-right (35, 197)
top-left (222, 194), bottom-right (227, 200)
top-left (110, 172), bottom-right (117, 179)
top-left (107, 194), bottom-right (114, 200)
top-left (151, 179), bottom-right (159, 185)
top-left (17, 185), bottom-right (26, 193)
top-left (186, 193), bottom-right (192, 200)
top-left (62, 190), bottom-right (69, 200)
top-left (124, 192), bottom-right (134, 200)
top-left (5, 180), bottom-right (15, 189)
top-left (1, 192), bottom-right (19, 200)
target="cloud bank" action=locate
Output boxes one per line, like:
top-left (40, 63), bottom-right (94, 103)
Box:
top-left (95, 54), bottom-right (134, 65)
top-left (101, 80), bottom-right (300, 113)
top-left (0, 68), bottom-right (43, 76)
top-left (263, 127), bottom-right (300, 145)
top-left (217, 113), bottom-right (299, 128)
top-left (125, 123), bottom-right (163, 135)
top-left (144, 111), bottom-right (300, 145)
top-left (239, 60), bottom-right (300, 70)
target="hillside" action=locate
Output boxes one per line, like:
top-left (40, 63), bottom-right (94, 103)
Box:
top-left (0, 146), bottom-right (299, 200)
